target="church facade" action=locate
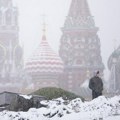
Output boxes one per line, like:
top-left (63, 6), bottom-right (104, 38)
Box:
top-left (59, 0), bottom-right (104, 94)
top-left (0, 0), bottom-right (105, 95)
top-left (0, 0), bottom-right (25, 92)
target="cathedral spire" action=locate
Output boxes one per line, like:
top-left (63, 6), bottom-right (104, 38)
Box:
top-left (68, 0), bottom-right (91, 17)
top-left (64, 0), bottom-right (95, 29)
top-left (59, 0), bottom-right (104, 94)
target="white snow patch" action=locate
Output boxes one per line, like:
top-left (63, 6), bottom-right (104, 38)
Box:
top-left (0, 96), bottom-right (120, 120)
top-left (20, 95), bottom-right (32, 99)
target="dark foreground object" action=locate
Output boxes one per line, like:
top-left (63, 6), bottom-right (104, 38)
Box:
top-left (0, 91), bottom-right (46, 111)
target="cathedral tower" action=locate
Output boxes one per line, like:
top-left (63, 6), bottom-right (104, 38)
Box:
top-left (59, 0), bottom-right (104, 93)
top-left (0, 0), bottom-right (23, 91)
top-left (108, 46), bottom-right (120, 94)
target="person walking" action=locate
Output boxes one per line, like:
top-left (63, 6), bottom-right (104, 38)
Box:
top-left (89, 71), bottom-right (103, 99)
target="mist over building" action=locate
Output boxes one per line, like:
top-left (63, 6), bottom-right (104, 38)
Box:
top-left (0, 0), bottom-right (119, 97)
top-left (0, 0), bottom-right (29, 93)
top-left (59, 0), bottom-right (104, 95)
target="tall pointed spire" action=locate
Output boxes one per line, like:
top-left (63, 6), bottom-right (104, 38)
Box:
top-left (59, 0), bottom-right (104, 95)
top-left (64, 0), bottom-right (95, 29)
top-left (68, 0), bottom-right (91, 17)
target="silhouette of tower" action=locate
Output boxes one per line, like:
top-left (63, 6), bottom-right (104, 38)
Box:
top-left (0, 0), bottom-right (24, 92)
top-left (108, 46), bottom-right (120, 94)
top-left (59, 0), bottom-right (104, 93)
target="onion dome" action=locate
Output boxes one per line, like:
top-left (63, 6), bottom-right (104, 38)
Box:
top-left (25, 30), bottom-right (64, 76)
top-left (108, 46), bottom-right (120, 70)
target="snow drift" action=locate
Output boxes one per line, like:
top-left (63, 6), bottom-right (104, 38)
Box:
top-left (0, 96), bottom-right (120, 120)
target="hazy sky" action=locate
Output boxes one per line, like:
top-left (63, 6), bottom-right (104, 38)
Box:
top-left (13, 0), bottom-right (120, 79)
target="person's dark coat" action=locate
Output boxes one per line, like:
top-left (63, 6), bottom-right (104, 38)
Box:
top-left (89, 76), bottom-right (103, 93)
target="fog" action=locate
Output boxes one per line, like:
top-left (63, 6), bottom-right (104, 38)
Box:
top-left (14, 0), bottom-right (120, 79)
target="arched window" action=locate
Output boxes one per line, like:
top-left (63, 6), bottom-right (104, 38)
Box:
top-left (13, 11), bottom-right (18, 25)
top-left (0, 44), bottom-right (5, 64)
top-left (0, 11), bottom-right (2, 25)
top-left (14, 45), bottom-right (23, 66)
top-left (5, 9), bottom-right (12, 25)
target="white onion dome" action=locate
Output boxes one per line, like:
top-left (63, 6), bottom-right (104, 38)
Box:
top-left (25, 34), bottom-right (64, 76)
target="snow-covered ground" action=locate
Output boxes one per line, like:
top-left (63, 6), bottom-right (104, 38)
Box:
top-left (0, 96), bottom-right (120, 120)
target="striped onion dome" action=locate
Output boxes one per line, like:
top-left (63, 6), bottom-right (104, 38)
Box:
top-left (25, 34), bottom-right (64, 75)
